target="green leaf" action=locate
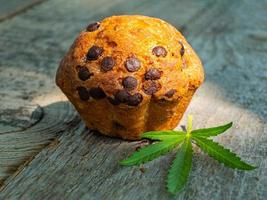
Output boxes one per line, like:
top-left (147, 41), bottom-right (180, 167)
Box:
top-left (191, 122), bottom-right (233, 137)
top-left (120, 136), bottom-right (185, 166)
top-left (167, 138), bottom-right (193, 195)
top-left (120, 115), bottom-right (257, 196)
top-left (142, 130), bottom-right (185, 141)
top-left (193, 136), bottom-right (256, 170)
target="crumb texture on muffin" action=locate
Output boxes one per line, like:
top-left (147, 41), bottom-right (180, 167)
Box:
top-left (56, 15), bottom-right (204, 140)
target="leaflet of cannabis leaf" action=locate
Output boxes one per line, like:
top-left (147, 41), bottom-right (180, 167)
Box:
top-left (120, 115), bottom-right (256, 195)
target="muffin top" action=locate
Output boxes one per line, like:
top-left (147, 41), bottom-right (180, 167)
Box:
top-left (56, 15), bottom-right (204, 107)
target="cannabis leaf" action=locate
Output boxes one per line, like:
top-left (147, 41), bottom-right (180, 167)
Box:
top-left (142, 130), bottom-right (185, 140)
top-left (167, 138), bottom-right (192, 195)
top-left (191, 122), bottom-right (232, 137)
top-left (192, 136), bottom-right (256, 170)
top-left (120, 115), bottom-right (256, 195)
top-left (120, 135), bottom-right (185, 166)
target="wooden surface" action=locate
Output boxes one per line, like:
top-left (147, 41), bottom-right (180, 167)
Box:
top-left (0, 0), bottom-right (266, 199)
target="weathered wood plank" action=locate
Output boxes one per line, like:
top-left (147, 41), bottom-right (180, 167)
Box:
top-left (0, 0), bottom-right (266, 199)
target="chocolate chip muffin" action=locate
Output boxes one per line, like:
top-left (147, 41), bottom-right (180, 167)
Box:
top-left (56, 15), bottom-right (204, 140)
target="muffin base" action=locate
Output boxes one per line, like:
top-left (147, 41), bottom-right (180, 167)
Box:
top-left (67, 89), bottom-right (196, 140)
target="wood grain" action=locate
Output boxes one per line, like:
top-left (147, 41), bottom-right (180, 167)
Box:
top-left (0, 0), bottom-right (266, 199)
top-left (0, 101), bottom-right (79, 186)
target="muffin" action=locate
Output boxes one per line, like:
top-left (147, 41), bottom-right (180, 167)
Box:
top-left (56, 15), bottom-right (204, 140)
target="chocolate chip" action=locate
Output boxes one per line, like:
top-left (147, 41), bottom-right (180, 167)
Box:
top-left (89, 87), bottom-right (106, 99)
top-left (77, 87), bottom-right (90, 101)
top-left (101, 57), bottom-right (115, 72)
top-left (86, 45), bottom-right (103, 60)
top-left (145, 68), bottom-right (162, 80)
top-left (107, 96), bottom-right (120, 105)
top-left (127, 93), bottom-right (143, 106)
top-left (152, 46), bottom-right (167, 57)
top-left (142, 81), bottom-right (161, 95)
top-left (179, 41), bottom-right (185, 57)
top-left (122, 76), bottom-right (138, 90)
top-left (125, 57), bottom-right (141, 72)
top-left (86, 22), bottom-right (100, 32)
top-left (165, 89), bottom-right (176, 98)
top-left (78, 66), bottom-right (92, 81)
top-left (114, 90), bottom-right (130, 103)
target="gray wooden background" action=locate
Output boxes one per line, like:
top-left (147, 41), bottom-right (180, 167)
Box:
top-left (0, 0), bottom-right (266, 199)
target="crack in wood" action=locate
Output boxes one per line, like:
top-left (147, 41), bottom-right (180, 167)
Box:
top-left (0, 0), bottom-right (48, 23)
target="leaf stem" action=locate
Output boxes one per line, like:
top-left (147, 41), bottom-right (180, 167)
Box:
top-left (186, 115), bottom-right (193, 136)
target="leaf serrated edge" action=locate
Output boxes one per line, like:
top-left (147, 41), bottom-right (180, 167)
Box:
top-left (191, 122), bottom-right (233, 137)
top-left (142, 131), bottom-right (185, 141)
top-left (192, 136), bottom-right (256, 170)
top-left (120, 137), bottom-right (185, 166)
top-left (167, 138), bottom-right (193, 195)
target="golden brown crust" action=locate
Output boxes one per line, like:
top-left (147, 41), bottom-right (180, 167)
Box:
top-left (56, 15), bottom-right (204, 140)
